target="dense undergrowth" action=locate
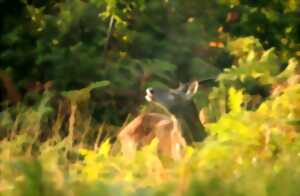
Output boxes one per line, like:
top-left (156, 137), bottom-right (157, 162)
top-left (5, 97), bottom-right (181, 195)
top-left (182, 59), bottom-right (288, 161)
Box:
top-left (1, 37), bottom-right (300, 195)
top-left (2, 0), bottom-right (300, 195)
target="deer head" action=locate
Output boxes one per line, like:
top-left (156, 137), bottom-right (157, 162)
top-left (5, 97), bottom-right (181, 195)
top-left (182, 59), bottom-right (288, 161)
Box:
top-left (118, 80), bottom-right (207, 160)
top-left (145, 80), bottom-right (206, 143)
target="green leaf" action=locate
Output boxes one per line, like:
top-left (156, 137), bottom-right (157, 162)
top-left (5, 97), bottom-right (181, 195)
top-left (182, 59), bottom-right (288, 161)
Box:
top-left (287, 119), bottom-right (300, 126)
top-left (62, 80), bottom-right (110, 104)
top-left (228, 87), bottom-right (243, 112)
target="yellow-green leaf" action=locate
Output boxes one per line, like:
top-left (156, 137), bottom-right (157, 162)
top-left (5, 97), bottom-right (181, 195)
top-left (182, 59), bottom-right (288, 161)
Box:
top-left (228, 87), bottom-right (244, 112)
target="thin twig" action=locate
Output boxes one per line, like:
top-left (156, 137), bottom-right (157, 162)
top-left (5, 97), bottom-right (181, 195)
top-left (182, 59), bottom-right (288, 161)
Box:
top-left (103, 15), bottom-right (115, 59)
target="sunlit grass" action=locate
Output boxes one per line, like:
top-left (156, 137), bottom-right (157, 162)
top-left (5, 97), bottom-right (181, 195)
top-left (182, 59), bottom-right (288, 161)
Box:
top-left (2, 38), bottom-right (300, 195)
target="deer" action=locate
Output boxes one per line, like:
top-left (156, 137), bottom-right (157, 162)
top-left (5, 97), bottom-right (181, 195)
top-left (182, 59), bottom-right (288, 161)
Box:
top-left (118, 80), bottom-right (209, 160)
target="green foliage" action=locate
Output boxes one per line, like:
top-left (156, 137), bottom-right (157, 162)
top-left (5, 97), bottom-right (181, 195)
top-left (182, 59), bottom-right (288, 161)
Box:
top-left (228, 87), bottom-right (244, 112)
top-left (2, 1), bottom-right (300, 195)
top-left (62, 80), bottom-right (110, 104)
top-left (0, 37), bottom-right (300, 195)
top-left (0, 0), bottom-right (231, 123)
top-left (219, 0), bottom-right (300, 60)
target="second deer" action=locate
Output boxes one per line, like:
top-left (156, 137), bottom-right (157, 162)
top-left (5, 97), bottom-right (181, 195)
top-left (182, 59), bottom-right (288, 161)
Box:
top-left (118, 80), bottom-right (207, 160)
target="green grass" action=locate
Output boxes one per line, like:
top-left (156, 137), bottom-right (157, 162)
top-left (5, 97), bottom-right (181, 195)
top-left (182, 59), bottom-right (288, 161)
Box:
top-left (1, 38), bottom-right (300, 196)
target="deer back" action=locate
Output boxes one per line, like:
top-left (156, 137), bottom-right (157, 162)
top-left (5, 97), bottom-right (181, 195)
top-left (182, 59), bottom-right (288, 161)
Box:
top-left (118, 113), bottom-right (186, 160)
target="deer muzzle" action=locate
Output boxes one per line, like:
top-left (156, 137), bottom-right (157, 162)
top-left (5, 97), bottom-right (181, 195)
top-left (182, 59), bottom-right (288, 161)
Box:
top-left (145, 88), bottom-right (154, 102)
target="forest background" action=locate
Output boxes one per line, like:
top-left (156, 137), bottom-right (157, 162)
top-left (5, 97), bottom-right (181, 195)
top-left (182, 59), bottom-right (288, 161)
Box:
top-left (1, 0), bottom-right (300, 195)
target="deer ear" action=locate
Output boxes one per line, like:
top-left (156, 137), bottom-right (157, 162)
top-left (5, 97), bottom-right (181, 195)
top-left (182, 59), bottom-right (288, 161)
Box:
top-left (186, 80), bottom-right (199, 97)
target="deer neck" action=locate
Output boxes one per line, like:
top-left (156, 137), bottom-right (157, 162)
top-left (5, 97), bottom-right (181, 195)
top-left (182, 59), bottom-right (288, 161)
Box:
top-left (169, 101), bottom-right (206, 144)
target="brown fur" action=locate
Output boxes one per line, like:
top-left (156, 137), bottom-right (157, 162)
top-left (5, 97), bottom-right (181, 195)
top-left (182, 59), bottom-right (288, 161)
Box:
top-left (118, 113), bottom-right (186, 160)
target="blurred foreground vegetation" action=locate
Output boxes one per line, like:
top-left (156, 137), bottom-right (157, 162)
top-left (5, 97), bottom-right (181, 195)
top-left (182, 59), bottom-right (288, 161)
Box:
top-left (1, 0), bottom-right (300, 195)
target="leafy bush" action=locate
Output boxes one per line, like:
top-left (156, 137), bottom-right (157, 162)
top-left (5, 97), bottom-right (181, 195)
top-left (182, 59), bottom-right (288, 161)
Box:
top-left (1, 37), bottom-right (300, 195)
top-left (2, 0), bottom-right (300, 195)
top-left (219, 0), bottom-right (300, 60)
top-left (1, 0), bottom-right (226, 124)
